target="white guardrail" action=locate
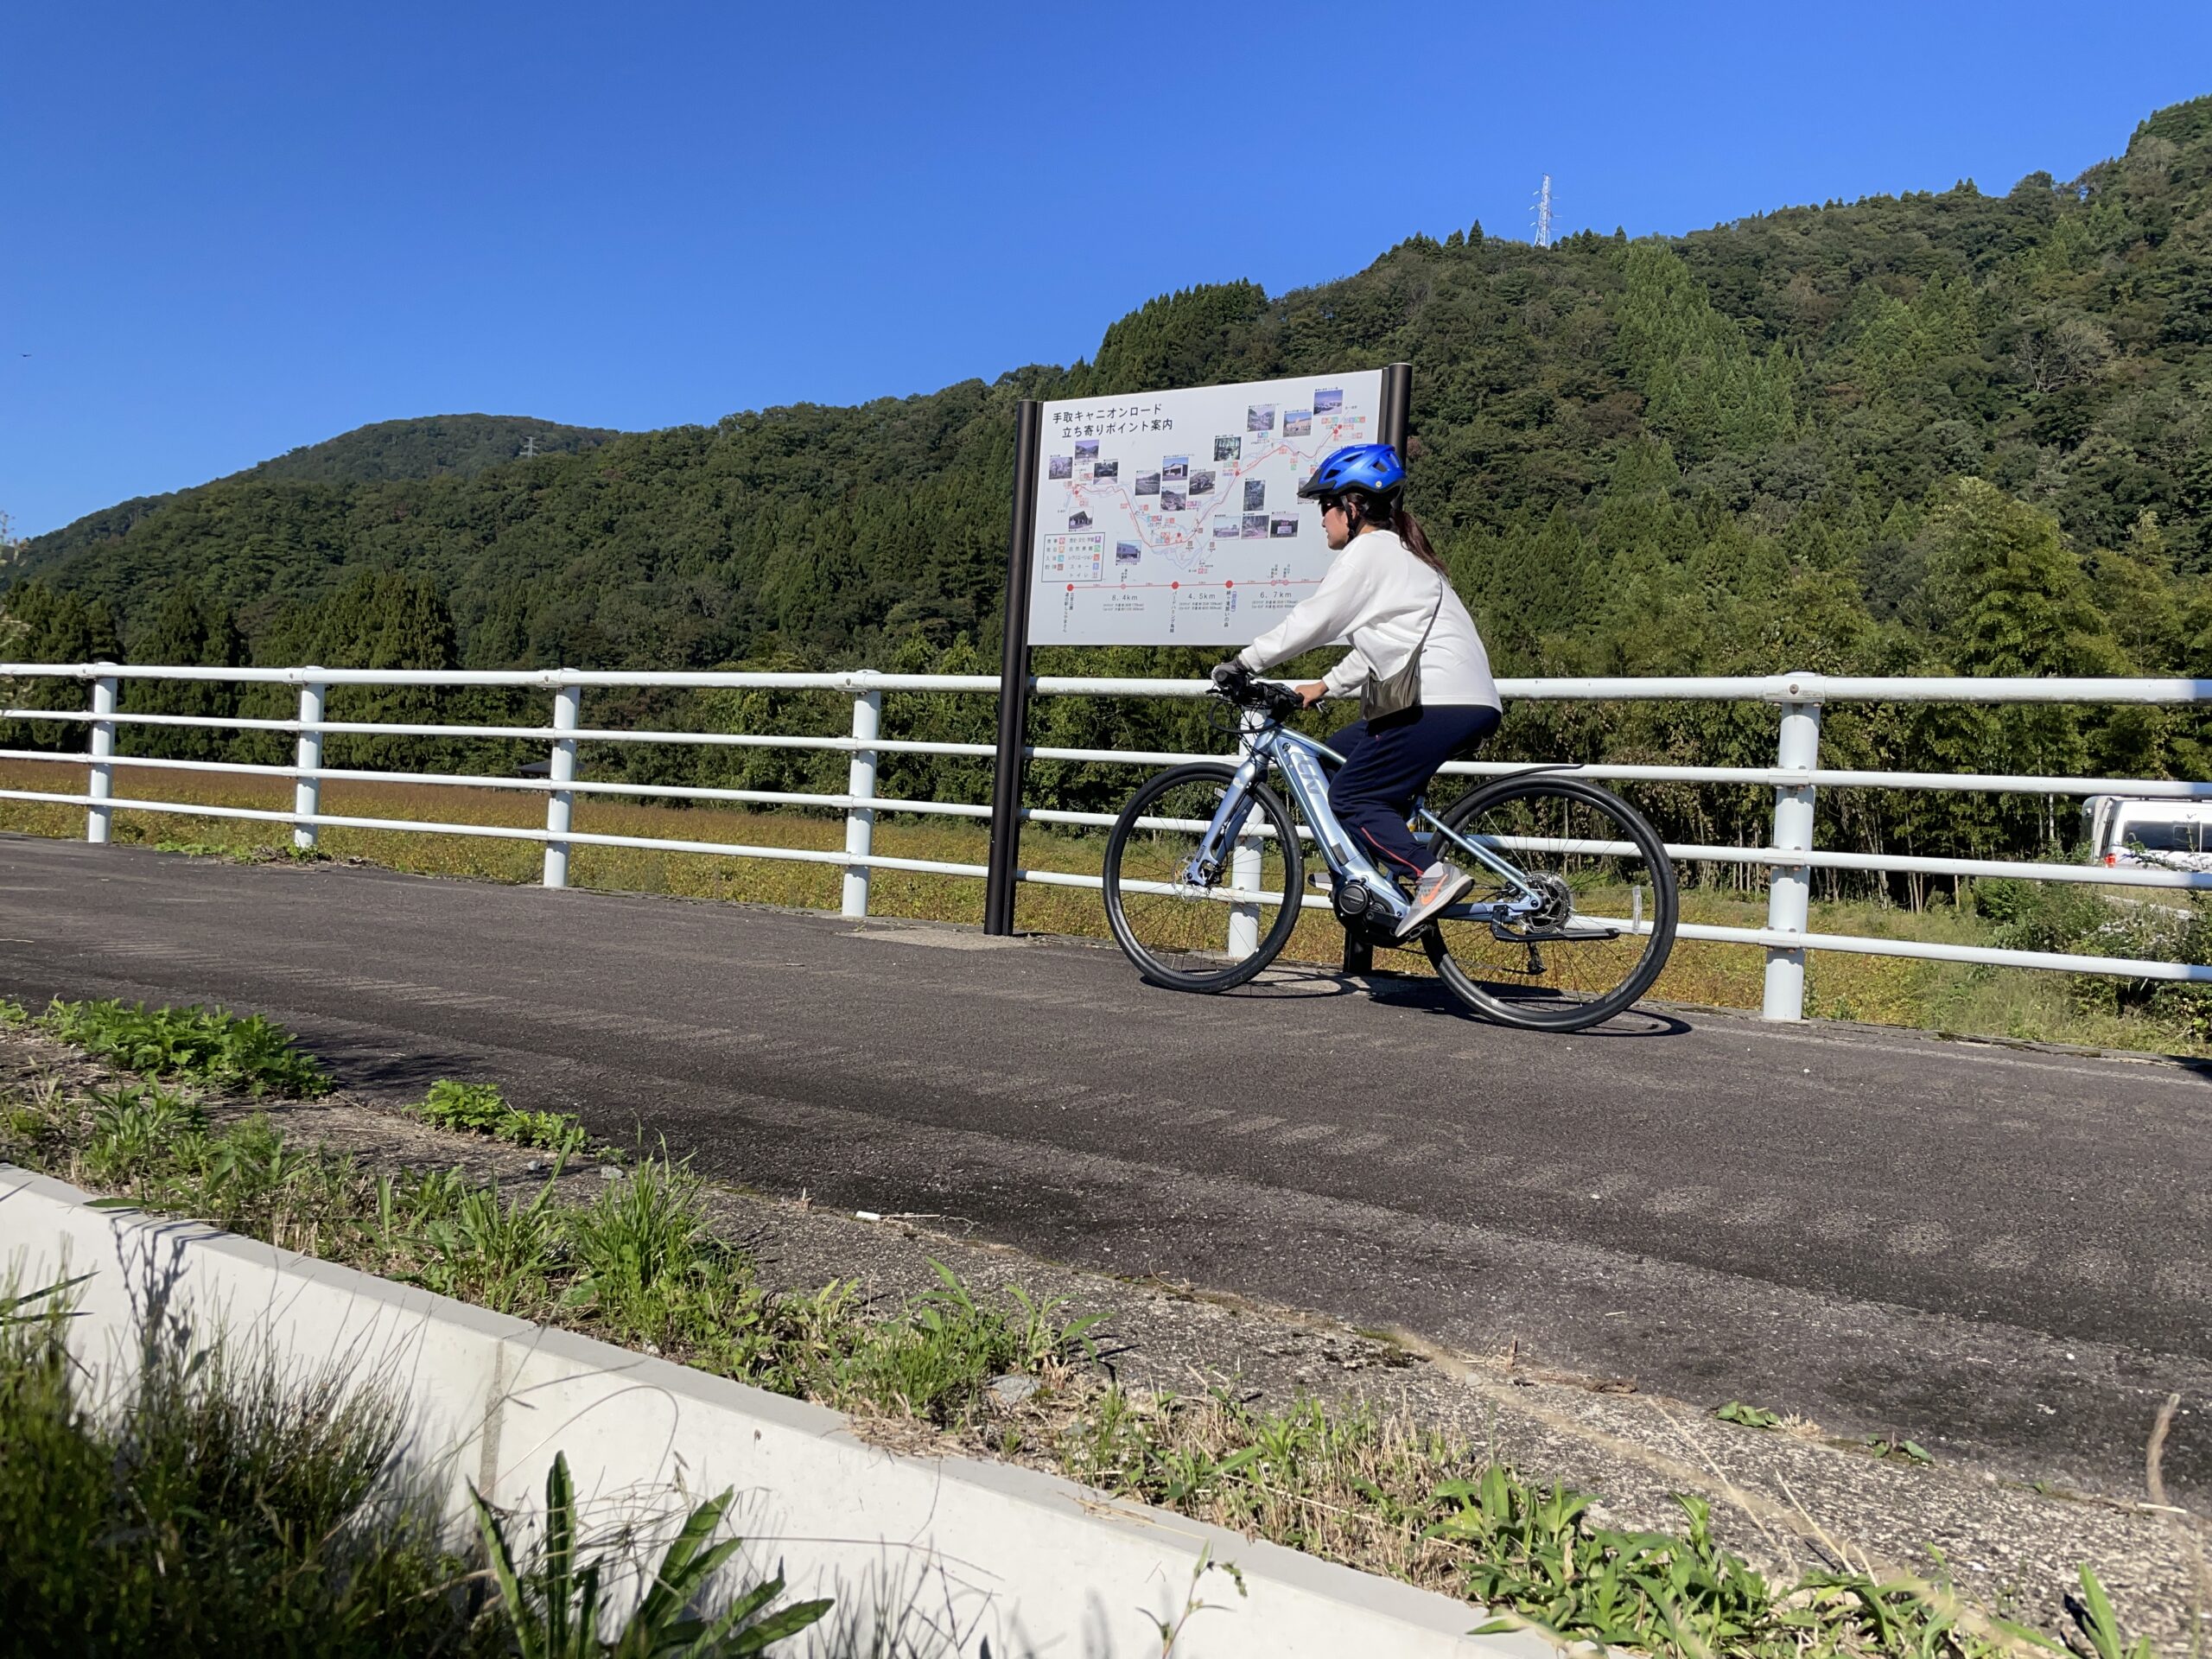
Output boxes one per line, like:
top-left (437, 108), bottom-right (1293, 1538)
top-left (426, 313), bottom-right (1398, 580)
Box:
top-left (5, 663), bottom-right (2212, 1023)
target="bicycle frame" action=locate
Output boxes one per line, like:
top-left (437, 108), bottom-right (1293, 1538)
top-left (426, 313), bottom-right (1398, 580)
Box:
top-left (1180, 713), bottom-right (1548, 926)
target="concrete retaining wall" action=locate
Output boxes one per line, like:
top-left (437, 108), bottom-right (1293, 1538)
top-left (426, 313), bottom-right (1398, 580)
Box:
top-left (0, 1166), bottom-right (1535, 1658)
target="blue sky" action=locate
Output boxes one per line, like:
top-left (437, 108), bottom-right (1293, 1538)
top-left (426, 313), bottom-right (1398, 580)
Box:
top-left (6, 1), bottom-right (2210, 537)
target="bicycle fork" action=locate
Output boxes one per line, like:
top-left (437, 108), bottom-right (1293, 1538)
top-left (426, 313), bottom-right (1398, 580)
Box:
top-left (1175, 752), bottom-right (1279, 957)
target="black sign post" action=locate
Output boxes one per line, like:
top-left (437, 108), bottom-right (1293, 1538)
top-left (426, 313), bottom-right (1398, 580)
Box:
top-left (1340, 359), bottom-right (1414, 979)
top-left (1378, 360), bottom-right (1412, 461)
top-left (982, 397), bottom-right (1045, 936)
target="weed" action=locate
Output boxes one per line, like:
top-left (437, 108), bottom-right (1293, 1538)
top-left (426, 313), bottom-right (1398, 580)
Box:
top-left (3, 1285), bottom-right (843, 1657)
top-left (155, 838), bottom-right (245, 860)
top-left (0, 1291), bottom-right (471, 1656)
top-left (822, 1260), bottom-right (1105, 1426)
top-left (498, 1109), bottom-right (586, 1152)
top-left (2069, 1565), bottom-right (2157, 1659)
top-left (412, 1077), bottom-right (587, 1153)
top-left (1, 1071), bottom-right (75, 1167)
top-left (41, 997), bottom-right (330, 1096)
top-left (414, 1077), bottom-right (510, 1133)
top-left (2, 1272), bottom-right (91, 1326)
top-left (413, 1175), bottom-right (566, 1314)
top-left (1865, 1434), bottom-right (1936, 1465)
top-left (1714, 1401), bottom-right (1783, 1429)
top-left (565, 1152), bottom-right (721, 1338)
top-left (202, 1114), bottom-right (316, 1223)
top-left (474, 1450), bottom-right (830, 1659)
top-left (83, 1083), bottom-right (207, 1182)
top-left (1065, 1383), bottom-right (2139, 1659)
top-left (1429, 1478), bottom-right (1783, 1651)
top-left (1145, 1545), bottom-right (1246, 1656)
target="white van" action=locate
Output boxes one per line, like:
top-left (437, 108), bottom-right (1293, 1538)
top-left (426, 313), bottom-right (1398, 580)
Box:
top-left (2080, 794), bottom-right (2212, 871)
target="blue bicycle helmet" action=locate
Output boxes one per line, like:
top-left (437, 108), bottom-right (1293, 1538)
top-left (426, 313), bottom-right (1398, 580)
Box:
top-left (1296, 442), bottom-right (1406, 500)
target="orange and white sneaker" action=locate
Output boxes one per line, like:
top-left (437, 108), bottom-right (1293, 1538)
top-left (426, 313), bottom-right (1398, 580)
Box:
top-left (1395, 861), bottom-right (1473, 937)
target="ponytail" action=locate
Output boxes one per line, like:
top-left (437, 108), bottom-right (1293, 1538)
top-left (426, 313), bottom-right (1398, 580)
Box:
top-left (1344, 488), bottom-right (1447, 573)
top-left (1393, 505), bottom-right (1446, 573)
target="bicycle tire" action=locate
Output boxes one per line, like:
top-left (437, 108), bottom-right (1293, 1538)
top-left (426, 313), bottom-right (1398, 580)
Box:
top-left (1421, 773), bottom-right (1678, 1031)
top-left (1102, 762), bottom-right (1306, 993)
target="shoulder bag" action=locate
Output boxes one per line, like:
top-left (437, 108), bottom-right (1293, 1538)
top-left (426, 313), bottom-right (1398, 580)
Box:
top-left (1359, 575), bottom-right (1446, 723)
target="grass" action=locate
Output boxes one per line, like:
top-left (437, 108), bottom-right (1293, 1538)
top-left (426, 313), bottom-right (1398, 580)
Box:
top-left (0, 1286), bottom-right (476, 1657)
top-left (0, 996), bottom-right (2182, 1659)
top-left (0, 1282), bottom-right (836, 1657)
top-left (0, 1027), bottom-right (1103, 1433)
top-left (1058, 1383), bottom-right (2151, 1659)
top-left (2, 758), bottom-right (2205, 1057)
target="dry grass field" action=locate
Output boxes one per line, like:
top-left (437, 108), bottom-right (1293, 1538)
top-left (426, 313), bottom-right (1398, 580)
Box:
top-left (1, 755), bottom-right (2198, 1056)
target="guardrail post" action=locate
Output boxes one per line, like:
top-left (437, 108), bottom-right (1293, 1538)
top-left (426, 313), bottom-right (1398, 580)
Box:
top-left (293, 676), bottom-right (326, 851)
top-left (1229, 712), bottom-right (1263, 958)
top-left (1762, 693), bottom-right (1823, 1021)
top-left (543, 682), bottom-right (580, 889)
top-left (85, 667), bottom-right (118, 844)
top-left (842, 679), bottom-right (883, 919)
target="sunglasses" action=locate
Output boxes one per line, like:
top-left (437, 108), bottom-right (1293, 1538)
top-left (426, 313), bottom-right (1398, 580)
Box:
top-left (1317, 495), bottom-right (1347, 515)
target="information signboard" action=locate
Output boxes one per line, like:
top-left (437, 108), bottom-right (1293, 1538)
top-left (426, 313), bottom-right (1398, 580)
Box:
top-left (1027, 369), bottom-right (1388, 645)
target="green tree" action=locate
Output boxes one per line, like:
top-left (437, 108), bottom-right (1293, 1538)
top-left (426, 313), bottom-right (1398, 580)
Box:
top-left (1615, 245), bottom-right (1799, 461)
top-left (118, 581), bottom-right (243, 762)
top-left (1923, 480), bottom-right (2117, 677)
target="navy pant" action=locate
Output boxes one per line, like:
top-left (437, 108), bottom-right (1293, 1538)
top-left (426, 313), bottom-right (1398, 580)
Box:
top-left (1325, 703), bottom-right (1501, 883)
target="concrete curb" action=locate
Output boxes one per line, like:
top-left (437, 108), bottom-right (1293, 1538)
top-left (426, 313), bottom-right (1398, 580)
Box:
top-left (1, 1166), bottom-right (1543, 1658)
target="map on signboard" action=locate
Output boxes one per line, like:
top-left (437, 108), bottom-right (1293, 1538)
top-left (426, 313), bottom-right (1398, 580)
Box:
top-left (1030, 369), bottom-right (1387, 645)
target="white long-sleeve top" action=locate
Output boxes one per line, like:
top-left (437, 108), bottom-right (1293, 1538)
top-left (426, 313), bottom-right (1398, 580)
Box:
top-left (1236, 529), bottom-right (1501, 709)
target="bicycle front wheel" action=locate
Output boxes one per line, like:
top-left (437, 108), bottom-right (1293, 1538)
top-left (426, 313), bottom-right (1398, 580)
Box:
top-left (1422, 774), bottom-right (1678, 1031)
top-left (1102, 762), bottom-right (1306, 993)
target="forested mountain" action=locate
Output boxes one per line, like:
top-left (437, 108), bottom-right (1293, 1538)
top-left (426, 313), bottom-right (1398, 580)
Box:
top-left (232, 415), bottom-right (620, 487)
top-left (6, 97), bottom-right (2212, 874)
top-left (15, 416), bottom-right (622, 572)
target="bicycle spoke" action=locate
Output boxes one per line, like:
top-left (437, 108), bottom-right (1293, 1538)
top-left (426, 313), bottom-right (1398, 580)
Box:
top-left (1103, 766), bottom-right (1303, 991)
top-left (1426, 780), bottom-right (1676, 1027)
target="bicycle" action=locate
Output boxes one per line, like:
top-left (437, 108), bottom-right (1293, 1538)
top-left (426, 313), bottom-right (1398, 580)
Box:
top-left (1100, 677), bottom-right (1680, 1032)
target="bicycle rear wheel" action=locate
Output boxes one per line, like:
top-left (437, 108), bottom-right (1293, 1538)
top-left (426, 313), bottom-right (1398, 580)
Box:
top-left (1102, 762), bottom-right (1306, 992)
top-left (1421, 774), bottom-right (1678, 1031)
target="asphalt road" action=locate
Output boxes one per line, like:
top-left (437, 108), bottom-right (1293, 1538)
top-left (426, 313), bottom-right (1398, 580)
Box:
top-left (2, 834), bottom-right (2205, 1501)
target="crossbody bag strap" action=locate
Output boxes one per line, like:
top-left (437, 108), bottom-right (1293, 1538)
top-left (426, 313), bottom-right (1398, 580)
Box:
top-left (1408, 575), bottom-right (1445, 664)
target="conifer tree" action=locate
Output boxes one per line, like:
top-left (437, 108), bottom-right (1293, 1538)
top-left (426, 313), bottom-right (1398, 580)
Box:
top-left (119, 580), bottom-right (243, 761)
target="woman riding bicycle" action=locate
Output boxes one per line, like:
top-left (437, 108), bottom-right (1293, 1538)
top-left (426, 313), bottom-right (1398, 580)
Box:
top-left (1211, 442), bottom-right (1501, 938)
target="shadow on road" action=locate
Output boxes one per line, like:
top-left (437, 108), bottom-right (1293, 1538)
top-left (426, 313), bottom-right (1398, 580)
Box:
top-left (302, 1033), bottom-right (500, 1100)
top-left (1222, 963), bottom-right (1693, 1038)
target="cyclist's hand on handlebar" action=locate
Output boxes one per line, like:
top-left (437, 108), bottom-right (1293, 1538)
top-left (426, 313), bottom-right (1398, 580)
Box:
top-left (1210, 659), bottom-right (1253, 692)
top-left (1296, 681), bottom-right (1327, 707)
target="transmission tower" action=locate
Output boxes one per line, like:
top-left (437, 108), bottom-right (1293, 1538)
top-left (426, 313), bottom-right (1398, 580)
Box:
top-left (1532, 175), bottom-right (1555, 249)
top-left (519, 435), bottom-right (540, 460)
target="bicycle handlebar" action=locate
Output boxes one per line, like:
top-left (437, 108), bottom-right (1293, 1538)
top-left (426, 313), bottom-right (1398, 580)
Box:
top-left (1211, 677), bottom-right (1307, 721)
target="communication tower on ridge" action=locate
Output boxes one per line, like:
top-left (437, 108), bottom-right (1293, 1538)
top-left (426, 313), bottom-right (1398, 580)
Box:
top-left (1532, 175), bottom-right (1555, 249)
